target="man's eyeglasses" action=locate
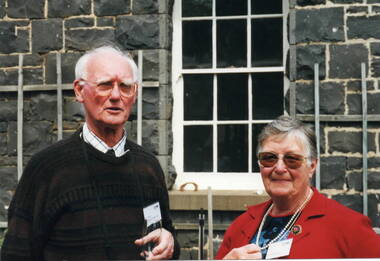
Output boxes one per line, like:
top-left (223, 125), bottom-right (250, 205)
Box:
top-left (258, 152), bottom-right (307, 169)
top-left (80, 80), bottom-right (137, 97)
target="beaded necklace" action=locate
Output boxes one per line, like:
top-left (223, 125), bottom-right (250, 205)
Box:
top-left (255, 188), bottom-right (313, 250)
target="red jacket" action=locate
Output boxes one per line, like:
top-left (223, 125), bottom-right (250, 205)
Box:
top-left (216, 188), bottom-right (380, 259)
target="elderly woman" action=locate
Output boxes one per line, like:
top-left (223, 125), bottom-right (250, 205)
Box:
top-left (216, 116), bottom-right (380, 259)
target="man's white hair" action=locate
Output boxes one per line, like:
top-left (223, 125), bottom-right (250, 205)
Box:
top-left (74, 45), bottom-right (140, 84)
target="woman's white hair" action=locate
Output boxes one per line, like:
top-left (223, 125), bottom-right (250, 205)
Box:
top-left (74, 45), bottom-right (140, 84)
top-left (257, 115), bottom-right (318, 164)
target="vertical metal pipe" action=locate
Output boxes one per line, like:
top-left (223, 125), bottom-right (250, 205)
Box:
top-left (361, 63), bottom-right (368, 216)
top-left (289, 82), bottom-right (296, 118)
top-left (314, 63), bottom-right (321, 190)
top-left (137, 51), bottom-right (143, 145)
top-left (57, 53), bottom-right (63, 140)
top-left (198, 209), bottom-right (205, 260)
top-left (17, 54), bottom-right (24, 180)
top-left (207, 187), bottom-right (213, 260)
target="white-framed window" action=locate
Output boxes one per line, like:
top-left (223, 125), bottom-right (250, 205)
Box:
top-left (172, 0), bottom-right (289, 191)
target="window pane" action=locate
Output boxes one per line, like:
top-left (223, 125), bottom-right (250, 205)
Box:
top-left (184, 74), bottom-right (213, 120)
top-left (251, 0), bottom-right (282, 14)
top-left (182, 0), bottom-right (212, 17)
top-left (218, 124), bottom-right (248, 172)
top-left (184, 125), bottom-right (213, 172)
top-left (183, 21), bottom-right (212, 69)
top-left (217, 74), bottom-right (248, 120)
top-left (252, 18), bottom-right (282, 67)
top-left (252, 123), bottom-right (266, 172)
top-left (217, 20), bottom-right (247, 68)
top-left (252, 72), bottom-right (283, 119)
top-left (216, 0), bottom-right (247, 16)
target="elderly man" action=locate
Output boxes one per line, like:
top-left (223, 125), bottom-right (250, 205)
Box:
top-left (1, 45), bottom-right (179, 260)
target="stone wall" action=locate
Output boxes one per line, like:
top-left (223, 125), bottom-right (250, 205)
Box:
top-left (0, 0), bottom-right (176, 222)
top-left (289, 0), bottom-right (380, 227)
top-left (1, 0), bottom-right (380, 259)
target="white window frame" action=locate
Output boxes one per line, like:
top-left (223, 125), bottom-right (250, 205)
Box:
top-left (171, 0), bottom-right (289, 191)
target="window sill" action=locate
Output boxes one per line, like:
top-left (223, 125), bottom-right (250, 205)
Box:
top-left (169, 190), bottom-right (269, 211)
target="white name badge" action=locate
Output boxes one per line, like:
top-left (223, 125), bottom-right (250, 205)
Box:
top-left (143, 202), bottom-right (162, 227)
top-left (266, 238), bottom-right (293, 259)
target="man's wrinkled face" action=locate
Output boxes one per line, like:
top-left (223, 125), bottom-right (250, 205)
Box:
top-left (74, 52), bottom-right (137, 132)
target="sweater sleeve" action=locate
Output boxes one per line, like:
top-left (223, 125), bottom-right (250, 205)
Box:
top-left (215, 208), bottom-right (260, 259)
top-left (347, 214), bottom-right (380, 258)
top-left (1, 155), bottom-right (49, 261)
top-left (215, 224), bottom-right (233, 259)
top-left (152, 158), bottom-right (181, 260)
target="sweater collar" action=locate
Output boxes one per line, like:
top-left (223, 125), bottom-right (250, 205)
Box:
top-left (82, 123), bottom-right (128, 157)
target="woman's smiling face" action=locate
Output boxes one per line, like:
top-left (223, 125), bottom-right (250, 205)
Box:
top-left (259, 134), bottom-right (317, 201)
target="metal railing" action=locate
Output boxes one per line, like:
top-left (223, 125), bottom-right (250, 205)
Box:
top-left (1, 57), bottom-right (377, 228)
top-left (290, 63), bottom-right (374, 216)
top-left (0, 51), bottom-right (158, 180)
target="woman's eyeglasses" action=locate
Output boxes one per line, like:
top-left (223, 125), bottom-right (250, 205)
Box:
top-left (258, 152), bottom-right (307, 169)
top-left (80, 80), bottom-right (137, 97)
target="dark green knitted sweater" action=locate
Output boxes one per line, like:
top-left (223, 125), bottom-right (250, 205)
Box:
top-left (1, 130), bottom-right (179, 260)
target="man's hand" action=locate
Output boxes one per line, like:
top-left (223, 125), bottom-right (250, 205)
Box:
top-left (135, 228), bottom-right (174, 260)
top-left (223, 244), bottom-right (262, 260)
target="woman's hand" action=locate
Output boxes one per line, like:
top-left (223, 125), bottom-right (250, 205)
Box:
top-left (223, 244), bottom-right (262, 260)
